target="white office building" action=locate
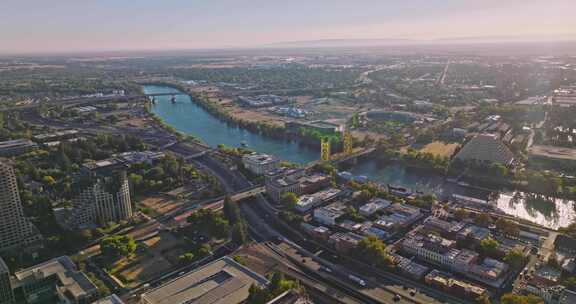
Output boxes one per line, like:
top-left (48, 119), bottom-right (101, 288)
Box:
top-left (242, 153), bottom-right (279, 175)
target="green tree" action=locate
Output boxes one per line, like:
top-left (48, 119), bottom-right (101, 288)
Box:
top-left (42, 175), bottom-right (56, 186)
top-left (478, 238), bottom-right (499, 258)
top-left (231, 222), bottom-right (248, 245)
top-left (100, 235), bottom-right (136, 259)
top-left (454, 208), bottom-right (469, 221)
top-left (268, 272), bottom-right (295, 294)
top-left (356, 236), bottom-right (395, 268)
top-left (197, 244), bottom-right (212, 258)
top-left (354, 190), bottom-right (374, 204)
top-left (280, 192), bottom-right (298, 209)
top-left (496, 218), bottom-right (520, 236)
top-left (504, 249), bottom-right (524, 269)
top-left (223, 196), bottom-right (241, 225)
top-left (187, 209), bottom-right (230, 239)
top-left (128, 173), bottom-right (143, 187)
top-left (247, 284), bottom-right (269, 304)
top-left (474, 213), bottom-right (493, 228)
top-left (178, 252), bottom-right (195, 264)
top-left (476, 295), bottom-right (492, 304)
top-left (500, 293), bottom-right (544, 304)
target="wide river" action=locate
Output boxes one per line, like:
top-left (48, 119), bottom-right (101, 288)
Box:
top-left (145, 84), bottom-right (576, 229)
top-left (144, 85), bottom-right (318, 164)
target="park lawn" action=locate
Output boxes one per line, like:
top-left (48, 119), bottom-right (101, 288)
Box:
top-left (420, 141), bottom-right (460, 158)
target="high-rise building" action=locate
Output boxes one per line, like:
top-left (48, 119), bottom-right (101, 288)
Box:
top-left (58, 170), bottom-right (133, 230)
top-left (0, 258), bottom-right (14, 304)
top-left (0, 162), bottom-right (39, 253)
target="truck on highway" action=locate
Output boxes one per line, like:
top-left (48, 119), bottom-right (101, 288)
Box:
top-left (348, 274), bottom-right (367, 287)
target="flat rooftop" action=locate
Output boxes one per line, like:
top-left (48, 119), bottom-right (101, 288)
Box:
top-left (0, 139), bottom-right (36, 149)
top-left (529, 145), bottom-right (576, 161)
top-left (92, 294), bottom-right (125, 304)
top-left (14, 256), bottom-right (97, 300)
top-left (140, 257), bottom-right (268, 304)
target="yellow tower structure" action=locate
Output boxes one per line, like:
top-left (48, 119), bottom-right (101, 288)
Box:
top-left (343, 128), bottom-right (353, 155)
top-left (320, 137), bottom-right (331, 161)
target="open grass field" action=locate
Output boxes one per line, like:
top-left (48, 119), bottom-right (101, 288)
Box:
top-left (420, 141), bottom-right (459, 157)
top-left (139, 195), bottom-right (183, 215)
top-left (112, 231), bottom-right (185, 287)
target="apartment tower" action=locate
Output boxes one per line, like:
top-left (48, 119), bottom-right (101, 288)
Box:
top-left (0, 162), bottom-right (38, 253)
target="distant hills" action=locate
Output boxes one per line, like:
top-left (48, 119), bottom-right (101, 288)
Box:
top-left (265, 35), bottom-right (576, 48)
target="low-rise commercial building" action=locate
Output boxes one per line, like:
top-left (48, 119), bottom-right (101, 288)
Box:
top-left (470, 258), bottom-right (509, 281)
top-left (402, 233), bottom-right (459, 267)
top-left (265, 168), bottom-right (305, 202)
top-left (33, 130), bottom-right (79, 143)
top-left (328, 232), bottom-right (364, 254)
top-left (267, 176), bottom-right (301, 203)
top-left (360, 224), bottom-right (391, 240)
top-left (359, 198), bottom-right (391, 217)
top-left (452, 194), bottom-right (494, 210)
top-left (555, 235), bottom-right (576, 254)
top-left (0, 139), bottom-right (38, 157)
top-left (424, 270), bottom-right (487, 300)
top-left (140, 257), bottom-right (268, 304)
top-left (295, 188), bottom-right (341, 213)
top-left (299, 174), bottom-right (331, 194)
top-left (12, 256), bottom-right (99, 304)
top-left (451, 249), bottom-right (479, 273)
top-left (374, 204), bottom-right (421, 232)
top-left (313, 202), bottom-right (347, 226)
top-left (391, 254), bottom-right (430, 280)
top-left (242, 153), bottom-right (279, 175)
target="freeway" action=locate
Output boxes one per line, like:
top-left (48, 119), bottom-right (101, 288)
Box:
top-left (255, 242), bottom-right (365, 304)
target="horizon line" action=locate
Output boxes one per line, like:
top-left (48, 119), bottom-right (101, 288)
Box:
top-left (2, 35), bottom-right (576, 57)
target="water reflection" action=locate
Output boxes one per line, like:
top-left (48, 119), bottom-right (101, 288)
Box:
top-left (496, 192), bottom-right (576, 230)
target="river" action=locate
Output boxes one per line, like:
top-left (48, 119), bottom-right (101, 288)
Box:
top-left (144, 85), bottom-right (318, 164)
top-left (144, 84), bottom-right (576, 229)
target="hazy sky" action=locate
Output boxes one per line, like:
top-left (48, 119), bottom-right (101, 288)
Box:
top-left (2, 0), bottom-right (576, 53)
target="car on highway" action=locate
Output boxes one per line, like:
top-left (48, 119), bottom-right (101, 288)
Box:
top-left (348, 274), bottom-right (367, 287)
